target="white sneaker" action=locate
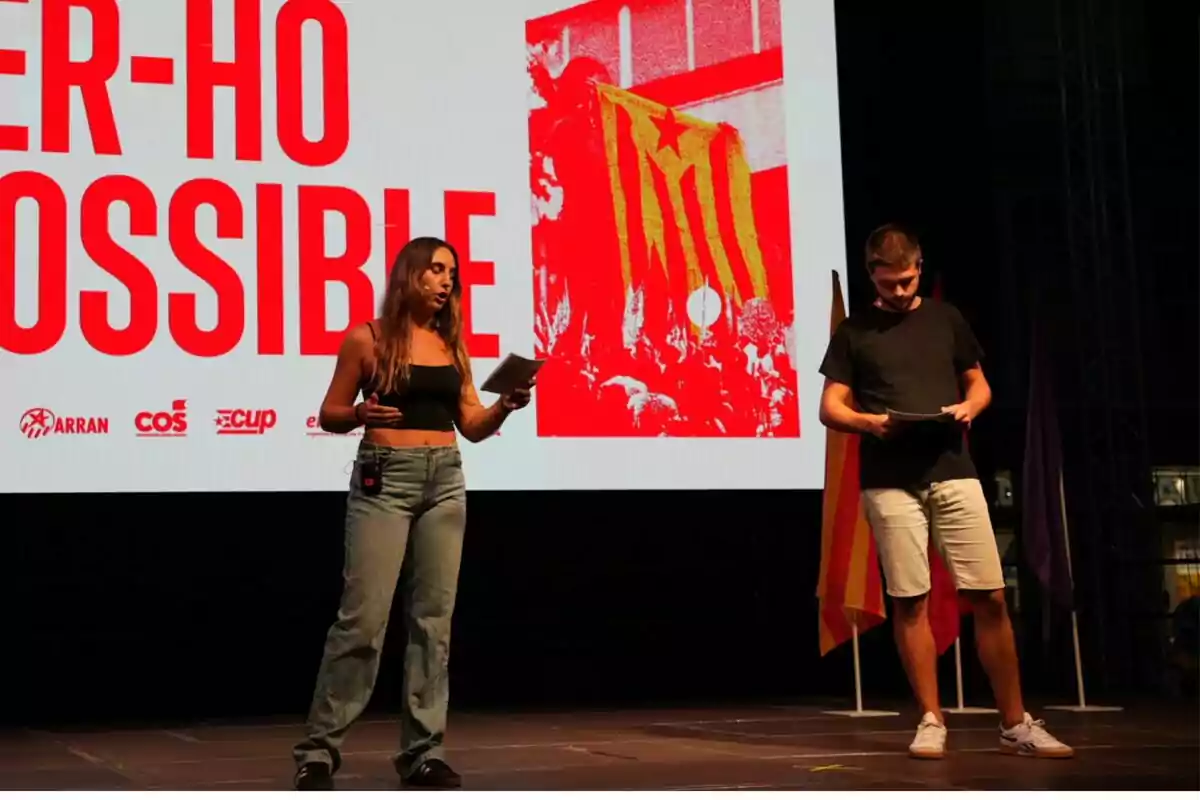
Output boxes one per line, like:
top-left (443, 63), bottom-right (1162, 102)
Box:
top-left (909, 711), bottom-right (947, 759)
top-left (999, 713), bottom-right (1075, 758)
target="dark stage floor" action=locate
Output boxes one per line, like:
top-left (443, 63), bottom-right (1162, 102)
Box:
top-left (3, 703), bottom-right (1197, 791)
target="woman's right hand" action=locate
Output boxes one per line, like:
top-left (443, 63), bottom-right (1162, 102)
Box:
top-left (356, 393), bottom-right (404, 427)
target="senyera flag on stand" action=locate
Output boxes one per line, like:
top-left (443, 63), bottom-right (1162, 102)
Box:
top-left (816, 270), bottom-right (886, 656)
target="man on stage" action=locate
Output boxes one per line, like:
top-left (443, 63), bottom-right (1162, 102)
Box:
top-left (818, 224), bottom-right (1074, 760)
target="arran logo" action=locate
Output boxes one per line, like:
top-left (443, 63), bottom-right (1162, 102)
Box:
top-left (215, 408), bottom-right (278, 436)
top-left (20, 408), bottom-right (110, 439)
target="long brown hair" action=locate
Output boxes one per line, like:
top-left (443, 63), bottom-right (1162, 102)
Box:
top-left (372, 237), bottom-right (471, 395)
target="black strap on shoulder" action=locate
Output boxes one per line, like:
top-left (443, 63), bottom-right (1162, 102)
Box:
top-left (367, 320), bottom-right (378, 341)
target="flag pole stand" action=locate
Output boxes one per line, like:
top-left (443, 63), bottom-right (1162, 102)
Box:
top-left (944, 637), bottom-right (996, 714)
top-left (1045, 610), bottom-right (1121, 712)
top-left (1044, 475), bottom-right (1123, 713)
top-left (823, 622), bottom-right (901, 718)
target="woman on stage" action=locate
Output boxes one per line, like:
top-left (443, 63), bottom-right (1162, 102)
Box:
top-left (293, 237), bottom-right (533, 791)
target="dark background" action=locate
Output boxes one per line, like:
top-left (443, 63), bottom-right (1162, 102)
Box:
top-left (3, 0), bottom-right (1195, 726)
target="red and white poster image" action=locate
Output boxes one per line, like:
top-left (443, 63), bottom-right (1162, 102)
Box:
top-left (528, 0), bottom-right (799, 439)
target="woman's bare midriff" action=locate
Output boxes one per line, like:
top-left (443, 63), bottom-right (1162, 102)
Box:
top-left (364, 428), bottom-right (457, 448)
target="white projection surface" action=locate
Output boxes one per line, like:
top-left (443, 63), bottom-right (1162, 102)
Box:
top-left (0, 0), bottom-right (848, 491)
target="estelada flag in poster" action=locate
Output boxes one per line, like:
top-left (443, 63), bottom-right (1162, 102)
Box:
top-left (526, 35), bottom-right (800, 439)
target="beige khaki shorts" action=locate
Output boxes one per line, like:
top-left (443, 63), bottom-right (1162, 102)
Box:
top-left (861, 478), bottom-right (1004, 598)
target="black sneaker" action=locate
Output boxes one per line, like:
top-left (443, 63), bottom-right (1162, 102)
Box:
top-left (294, 762), bottom-right (334, 791)
top-left (401, 759), bottom-right (462, 789)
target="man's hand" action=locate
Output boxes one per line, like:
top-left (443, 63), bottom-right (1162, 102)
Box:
top-left (863, 413), bottom-right (899, 439)
top-left (941, 403), bottom-right (975, 429)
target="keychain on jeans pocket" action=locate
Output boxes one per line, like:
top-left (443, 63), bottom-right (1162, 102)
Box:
top-left (360, 452), bottom-right (382, 496)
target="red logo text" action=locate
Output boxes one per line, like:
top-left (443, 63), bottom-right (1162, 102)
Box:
top-left (215, 408), bottom-right (278, 435)
top-left (19, 407), bottom-right (109, 439)
top-left (306, 413), bottom-right (361, 437)
top-left (135, 399), bottom-right (189, 437)
top-left (0, 0), bottom-right (500, 360)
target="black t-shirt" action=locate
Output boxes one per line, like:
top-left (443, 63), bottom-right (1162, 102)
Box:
top-left (819, 298), bottom-right (984, 490)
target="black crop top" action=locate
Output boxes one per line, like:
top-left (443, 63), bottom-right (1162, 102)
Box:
top-left (364, 324), bottom-right (461, 432)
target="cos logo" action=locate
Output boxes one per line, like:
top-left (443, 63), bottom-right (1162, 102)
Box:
top-left (135, 400), bottom-right (189, 437)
